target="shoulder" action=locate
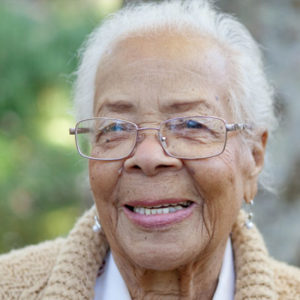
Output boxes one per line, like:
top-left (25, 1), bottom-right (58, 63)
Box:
top-left (0, 238), bottom-right (65, 299)
top-left (269, 258), bottom-right (300, 299)
top-left (232, 211), bottom-right (300, 299)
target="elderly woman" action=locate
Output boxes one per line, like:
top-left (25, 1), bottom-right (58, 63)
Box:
top-left (1, 1), bottom-right (300, 299)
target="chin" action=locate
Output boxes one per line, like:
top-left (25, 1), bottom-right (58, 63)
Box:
top-left (113, 209), bottom-right (209, 270)
top-left (133, 250), bottom-right (191, 271)
top-left (118, 236), bottom-right (205, 271)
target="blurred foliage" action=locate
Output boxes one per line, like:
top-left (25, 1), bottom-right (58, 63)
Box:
top-left (0, 0), bottom-right (122, 253)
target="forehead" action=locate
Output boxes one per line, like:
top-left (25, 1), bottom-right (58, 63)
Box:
top-left (94, 29), bottom-right (235, 117)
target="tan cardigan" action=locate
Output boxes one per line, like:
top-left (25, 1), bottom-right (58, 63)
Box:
top-left (0, 207), bottom-right (299, 300)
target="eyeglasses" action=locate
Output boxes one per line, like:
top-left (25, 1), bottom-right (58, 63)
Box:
top-left (69, 116), bottom-right (251, 161)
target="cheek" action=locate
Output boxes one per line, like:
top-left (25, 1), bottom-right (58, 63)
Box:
top-left (89, 160), bottom-right (124, 241)
top-left (89, 160), bottom-right (122, 198)
top-left (184, 145), bottom-right (246, 226)
top-left (186, 154), bottom-right (238, 199)
top-left (89, 160), bottom-right (124, 225)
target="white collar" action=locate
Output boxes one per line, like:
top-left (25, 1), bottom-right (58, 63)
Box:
top-left (213, 238), bottom-right (235, 300)
top-left (94, 250), bottom-right (131, 300)
top-left (94, 238), bottom-right (235, 300)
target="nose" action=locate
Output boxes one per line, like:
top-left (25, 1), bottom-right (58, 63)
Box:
top-left (123, 133), bottom-right (183, 176)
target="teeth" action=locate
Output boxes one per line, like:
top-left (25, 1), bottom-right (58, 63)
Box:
top-left (162, 208), bottom-right (169, 214)
top-left (169, 207), bottom-right (176, 213)
top-left (133, 202), bottom-right (191, 215)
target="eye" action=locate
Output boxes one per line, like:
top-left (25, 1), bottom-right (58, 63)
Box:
top-left (166, 119), bottom-right (209, 131)
top-left (103, 122), bottom-right (126, 133)
top-left (93, 122), bottom-right (126, 143)
top-left (185, 119), bottom-right (206, 129)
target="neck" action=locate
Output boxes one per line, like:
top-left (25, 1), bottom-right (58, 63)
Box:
top-left (112, 241), bottom-right (227, 300)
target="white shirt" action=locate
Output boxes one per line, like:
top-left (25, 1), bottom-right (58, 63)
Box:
top-left (94, 239), bottom-right (235, 300)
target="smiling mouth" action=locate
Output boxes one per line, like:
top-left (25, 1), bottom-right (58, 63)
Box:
top-left (123, 200), bottom-right (195, 228)
top-left (125, 201), bottom-right (193, 215)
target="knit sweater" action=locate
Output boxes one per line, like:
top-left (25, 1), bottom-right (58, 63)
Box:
top-left (0, 207), bottom-right (299, 300)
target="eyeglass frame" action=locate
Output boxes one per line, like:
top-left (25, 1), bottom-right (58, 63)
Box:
top-left (69, 115), bottom-right (252, 161)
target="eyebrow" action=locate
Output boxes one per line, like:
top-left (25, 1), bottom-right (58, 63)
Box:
top-left (96, 100), bottom-right (136, 115)
top-left (163, 99), bottom-right (219, 114)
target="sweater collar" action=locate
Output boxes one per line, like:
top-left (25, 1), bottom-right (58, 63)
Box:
top-left (231, 211), bottom-right (277, 300)
top-left (41, 206), bottom-right (109, 299)
top-left (41, 207), bottom-right (276, 299)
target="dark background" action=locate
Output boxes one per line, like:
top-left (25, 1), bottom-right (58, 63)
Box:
top-left (1, 0), bottom-right (299, 266)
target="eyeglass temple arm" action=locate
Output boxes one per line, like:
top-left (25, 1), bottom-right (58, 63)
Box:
top-left (69, 128), bottom-right (90, 135)
top-left (226, 123), bottom-right (252, 132)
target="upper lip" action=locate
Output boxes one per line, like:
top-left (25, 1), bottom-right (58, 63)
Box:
top-left (124, 198), bottom-right (194, 208)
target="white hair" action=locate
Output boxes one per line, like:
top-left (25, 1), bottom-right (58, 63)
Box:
top-left (73, 0), bottom-right (277, 188)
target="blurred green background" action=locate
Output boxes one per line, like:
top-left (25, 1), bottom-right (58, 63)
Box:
top-left (1, 0), bottom-right (300, 266)
top-left (0, 0), bottom-right (123, 253)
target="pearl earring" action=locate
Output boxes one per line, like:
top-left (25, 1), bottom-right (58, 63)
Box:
top-left (245, 199), bottom-right (254, 229)
top-left (92, 215), bottom-right (101, 233)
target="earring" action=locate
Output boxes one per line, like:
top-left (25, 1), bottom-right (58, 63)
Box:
top-left (245, 199), bottom-right (254, 229)
top-left (92, 215), bottom-right (101, 233)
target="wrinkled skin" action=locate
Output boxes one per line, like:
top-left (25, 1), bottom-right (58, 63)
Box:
top-left (89, 30), bottom-right (267, 299)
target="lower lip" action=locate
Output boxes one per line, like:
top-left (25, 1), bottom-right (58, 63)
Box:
top-left (123, 203), bottom-right (196, 229)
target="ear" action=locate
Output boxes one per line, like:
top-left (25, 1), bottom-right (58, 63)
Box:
top-left (251, 130), bottom-right (268, 177)
top-left (244, 130), bottom-right (268, 203)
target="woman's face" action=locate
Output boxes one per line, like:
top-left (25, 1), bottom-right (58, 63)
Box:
top-left (89, 32), bottom-right (261, 270)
